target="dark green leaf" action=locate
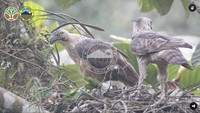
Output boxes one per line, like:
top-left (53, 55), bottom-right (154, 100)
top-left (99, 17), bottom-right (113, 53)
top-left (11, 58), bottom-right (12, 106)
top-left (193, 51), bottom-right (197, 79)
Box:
top-left (191, 42), bottom-right (200, 67)
top-left (55, 0), bottom-right (81, 9)
top-left (139, 0), bottom-right (155, 12)
top-left (151, 0), bottom-right (174, 15)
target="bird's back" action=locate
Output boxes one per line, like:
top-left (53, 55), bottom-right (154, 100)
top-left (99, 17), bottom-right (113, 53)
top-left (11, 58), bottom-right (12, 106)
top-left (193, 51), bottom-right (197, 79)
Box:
top-left (131, 31), bottom-right (192, 56)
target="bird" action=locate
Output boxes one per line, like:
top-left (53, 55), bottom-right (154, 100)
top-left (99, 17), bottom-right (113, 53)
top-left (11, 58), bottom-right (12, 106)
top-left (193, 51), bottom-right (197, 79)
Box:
top-left (50, 29), bottom-right (139, 86)
top-left (130, 17), bottom-right (193, 100)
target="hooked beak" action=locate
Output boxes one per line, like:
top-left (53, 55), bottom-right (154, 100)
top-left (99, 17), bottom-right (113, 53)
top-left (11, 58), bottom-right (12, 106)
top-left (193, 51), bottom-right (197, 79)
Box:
top-left (50, 35), bottom-right (59, 44)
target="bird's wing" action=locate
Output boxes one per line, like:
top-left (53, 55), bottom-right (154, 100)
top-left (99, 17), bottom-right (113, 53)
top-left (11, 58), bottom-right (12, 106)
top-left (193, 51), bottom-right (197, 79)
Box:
top-left (113, 53), bottom-right (139, 86)
top-left (130, 32), bottom-right (192, 55)
top-left (74, 39), bottom-right (138, 86)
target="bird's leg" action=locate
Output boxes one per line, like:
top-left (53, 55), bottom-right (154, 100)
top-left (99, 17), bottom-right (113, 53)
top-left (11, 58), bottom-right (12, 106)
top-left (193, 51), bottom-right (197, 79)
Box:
top-left (158, 64), bottom-right (168, 99)
top-left (137, 57), bottom-right (148, 91)
top-left (152, 64), bottom-right (168, 106)
top-left (137, 63), bottom-right (147, 91)
top-left (133, 57), bottom-right (147, 97)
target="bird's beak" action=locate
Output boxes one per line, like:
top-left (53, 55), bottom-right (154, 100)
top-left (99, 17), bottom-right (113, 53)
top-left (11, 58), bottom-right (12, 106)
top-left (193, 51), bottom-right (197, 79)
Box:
top-left (50, 35), bottom-right (58, 44)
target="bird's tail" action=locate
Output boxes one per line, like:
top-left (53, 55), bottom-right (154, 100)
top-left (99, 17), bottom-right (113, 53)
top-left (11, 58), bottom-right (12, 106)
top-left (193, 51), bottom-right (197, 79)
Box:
top-left (159, 49), bottom-right (192, 70)
top-left (182, 63), bottom-right (192, 70)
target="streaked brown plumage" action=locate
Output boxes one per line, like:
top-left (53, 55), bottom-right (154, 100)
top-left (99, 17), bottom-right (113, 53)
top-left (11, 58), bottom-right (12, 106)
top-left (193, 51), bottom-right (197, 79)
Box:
top-left (50, 29), bottom-right (139, 86)
top-left (130, 17), bottom-right (192, 99)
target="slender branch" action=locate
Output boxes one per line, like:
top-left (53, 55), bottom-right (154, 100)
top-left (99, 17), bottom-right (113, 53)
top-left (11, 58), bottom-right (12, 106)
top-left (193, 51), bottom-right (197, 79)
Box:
top-left (35, 9), bottom-right (104, 38)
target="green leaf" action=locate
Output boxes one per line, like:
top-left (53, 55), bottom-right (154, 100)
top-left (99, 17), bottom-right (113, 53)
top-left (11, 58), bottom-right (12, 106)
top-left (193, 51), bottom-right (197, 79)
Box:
top-left (55, 0), bottom-right (81, 9)
top-left (151, 0), bottom-right (174, 15)
top-left (113, 41), bottom-right (139, 73)
top-left (139, 0), bottom-right (155, 12)
top-left (191, 42), bottom-right (200, 67)
top-left (181, 0), bottom-right (190, 17)
top-left (180, 66), bottom-right (200, 89)
top-left (168, 65), bottom-right (180, 81)
top-left (24, 1), bottom-right (47, 28)
top-left (145, 64), bottom-right (158, 86)
top-left (62, 64), bottom-right (88, 87)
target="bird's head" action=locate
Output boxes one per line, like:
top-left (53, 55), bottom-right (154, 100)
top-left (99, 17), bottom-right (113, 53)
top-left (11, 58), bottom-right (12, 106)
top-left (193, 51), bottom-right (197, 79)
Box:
top-left (50, 29), bottom-right (69, 44)
top-left (132, 17), bottom-right (152, 34)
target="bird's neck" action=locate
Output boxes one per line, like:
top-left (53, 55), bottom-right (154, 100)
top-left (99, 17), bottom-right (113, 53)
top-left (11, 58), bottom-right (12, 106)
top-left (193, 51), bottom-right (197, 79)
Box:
top-left (68, 33), bottom-right (85, 47)
top-left (132, 27), bottom-right (152, 36)
top-left (64, 44), bottom-right (79, 64)
top-left (62, 33), bottom-right (87, 63)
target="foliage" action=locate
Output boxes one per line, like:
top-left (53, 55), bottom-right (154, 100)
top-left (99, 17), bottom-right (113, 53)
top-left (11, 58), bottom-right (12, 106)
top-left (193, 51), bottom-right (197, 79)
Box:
top-left (180, 66), bottom-right (200, 89)
top-left (179, 42), bottom-right (200, 89)
top-left (168, 65), bottom-right (180, 81)
top-left (62, 65), bottom-right (88, 87)
top-left (0, 1), bottom-right (79, 112)
top-left (139, 0), bottom-right (190, 17)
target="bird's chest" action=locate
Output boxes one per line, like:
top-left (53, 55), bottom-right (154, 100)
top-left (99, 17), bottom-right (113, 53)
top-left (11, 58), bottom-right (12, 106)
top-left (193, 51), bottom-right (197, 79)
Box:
top-left (66, 46), bottom-right (80, 64)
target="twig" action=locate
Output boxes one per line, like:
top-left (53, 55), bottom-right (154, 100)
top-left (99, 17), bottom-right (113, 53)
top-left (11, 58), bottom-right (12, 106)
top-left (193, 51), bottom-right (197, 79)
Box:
top-left (111, 100), bottom-right (128, 113)
top-left (82, 92), bottom-right (111, 107)
top-left (51, 22), bottom-right (104, 33)
top-left (0, 49), bottom-right (52, 76)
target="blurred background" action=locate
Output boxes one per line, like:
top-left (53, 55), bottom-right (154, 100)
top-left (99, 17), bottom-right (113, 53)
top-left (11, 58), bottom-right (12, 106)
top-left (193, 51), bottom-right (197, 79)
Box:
top-left (34, 0), bottom-right (200, 37)
top-left (33, 0), bottom-right (200, 64)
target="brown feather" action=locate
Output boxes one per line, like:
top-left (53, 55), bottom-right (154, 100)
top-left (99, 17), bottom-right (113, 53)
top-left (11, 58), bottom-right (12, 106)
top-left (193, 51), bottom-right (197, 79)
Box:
top-left (51, 29), bottom-right (139, 86)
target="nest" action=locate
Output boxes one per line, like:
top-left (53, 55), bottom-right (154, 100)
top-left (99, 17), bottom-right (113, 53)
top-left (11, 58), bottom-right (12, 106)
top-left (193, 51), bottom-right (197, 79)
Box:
top-left (45, 84), bottom-right (200, 113)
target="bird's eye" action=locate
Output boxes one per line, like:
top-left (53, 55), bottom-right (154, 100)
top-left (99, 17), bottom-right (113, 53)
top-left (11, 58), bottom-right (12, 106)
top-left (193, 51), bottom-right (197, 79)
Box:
top-left (57, 33), bottom-right (61, 37)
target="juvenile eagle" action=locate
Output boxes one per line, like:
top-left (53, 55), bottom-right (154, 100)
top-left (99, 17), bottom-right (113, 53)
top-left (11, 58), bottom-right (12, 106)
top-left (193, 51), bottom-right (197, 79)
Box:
top-left (130, 17), bottom-right (192, 99)
top-left (50, 29), bottom-right (139, 86)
